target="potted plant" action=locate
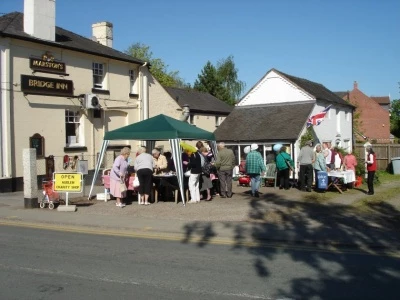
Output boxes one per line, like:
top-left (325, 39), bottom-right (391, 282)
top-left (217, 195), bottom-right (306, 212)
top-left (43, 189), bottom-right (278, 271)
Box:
top-left (354, 151), bottom-right (365, 187)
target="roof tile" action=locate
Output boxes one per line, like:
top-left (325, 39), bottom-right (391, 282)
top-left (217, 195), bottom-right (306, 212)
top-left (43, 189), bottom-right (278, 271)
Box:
top-left (164, 87), bottom-right (233, 114)
top-left (214, 102), bottom-right (314, 142)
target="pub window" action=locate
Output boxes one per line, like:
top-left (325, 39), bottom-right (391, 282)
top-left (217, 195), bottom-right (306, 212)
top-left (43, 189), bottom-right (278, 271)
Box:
top-left (93, 62), bottom-right (105, 89)
top-left (129, 69), bottom-right (138, 94)
top-left (65, 110), bottom-right (81, 146)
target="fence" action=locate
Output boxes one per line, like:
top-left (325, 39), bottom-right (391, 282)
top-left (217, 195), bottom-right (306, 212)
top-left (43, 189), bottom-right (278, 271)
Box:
top-left (354, 143), bottom-right (400, 172)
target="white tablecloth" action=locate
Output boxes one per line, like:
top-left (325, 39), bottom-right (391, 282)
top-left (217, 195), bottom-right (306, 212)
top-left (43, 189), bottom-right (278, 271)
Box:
top-left (327, 170), bottom-right (355, 184)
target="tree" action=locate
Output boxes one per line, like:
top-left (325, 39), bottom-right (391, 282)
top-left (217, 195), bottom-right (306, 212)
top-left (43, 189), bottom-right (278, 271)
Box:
top-left (299, 127), bottom-right (315, 148)
top-left (194, 56), bottom-right (245, 105)
top-left (193, 61), bottom-right (230, 103)
top-left (390, 99), bottom-right (400, 138)
top-left (216, 56), bottom-right (246, 103)
top-left (125, 43), bottom-right (189, 88)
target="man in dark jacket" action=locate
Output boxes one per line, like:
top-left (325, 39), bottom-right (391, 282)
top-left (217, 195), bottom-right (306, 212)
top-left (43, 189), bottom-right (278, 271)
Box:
top-left (214, 142), bottom-right (236, 198)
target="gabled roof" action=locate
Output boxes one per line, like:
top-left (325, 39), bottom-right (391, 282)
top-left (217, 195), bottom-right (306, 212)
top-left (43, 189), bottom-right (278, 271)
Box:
top-left (164, 87), bottom-right (233, 115)
top-left (273, 69), bottom-right (353, 107)
top-left (214, 101), bottom-right (315, 142)
top-left (0, 12), bottom-right (145, 65)
top-left (371, 96), bottom-right (390, 105)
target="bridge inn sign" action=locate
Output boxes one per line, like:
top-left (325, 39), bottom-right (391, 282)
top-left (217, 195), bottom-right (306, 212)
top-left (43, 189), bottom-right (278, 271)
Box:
top-left (21, 75), bottom-right (73, 97)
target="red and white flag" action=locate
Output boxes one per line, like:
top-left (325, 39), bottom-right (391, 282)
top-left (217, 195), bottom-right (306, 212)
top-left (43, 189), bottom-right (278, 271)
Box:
top-left (307, 105), bottom-right (332, 128)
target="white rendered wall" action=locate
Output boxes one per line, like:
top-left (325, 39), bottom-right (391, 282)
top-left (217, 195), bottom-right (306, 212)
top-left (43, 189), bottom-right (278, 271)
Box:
top-left (310, 103), bottom-right (353, 150)
top-left (238, 70), bottom-right (314, 106)
top-left (0, 42), bottom-right (11, 178)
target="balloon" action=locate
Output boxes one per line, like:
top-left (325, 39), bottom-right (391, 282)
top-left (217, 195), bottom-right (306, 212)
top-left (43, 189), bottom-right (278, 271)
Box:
top-left (180, 141), bottom-right (197, 154)
top-left (273, 144), bottom-right (283, 152)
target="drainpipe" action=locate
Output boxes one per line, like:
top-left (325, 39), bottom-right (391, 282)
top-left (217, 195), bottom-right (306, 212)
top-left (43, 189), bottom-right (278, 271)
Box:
top-left (138, 62), bottom-right (148, 148)
top-left (139, 62), bottom-right (148, 121)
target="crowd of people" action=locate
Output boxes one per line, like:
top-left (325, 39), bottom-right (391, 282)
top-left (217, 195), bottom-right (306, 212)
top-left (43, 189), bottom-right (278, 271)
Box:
top-left (108, 140), bottom-right (377, 207)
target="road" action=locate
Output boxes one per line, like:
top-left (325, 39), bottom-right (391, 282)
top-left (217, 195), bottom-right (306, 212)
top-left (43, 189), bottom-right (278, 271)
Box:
top-left (0, 225), bottom-right (399, 300)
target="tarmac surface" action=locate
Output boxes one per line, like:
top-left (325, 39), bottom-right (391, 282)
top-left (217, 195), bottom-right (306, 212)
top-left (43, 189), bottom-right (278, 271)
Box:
top-left (1, 180), bottom-right (399, 254)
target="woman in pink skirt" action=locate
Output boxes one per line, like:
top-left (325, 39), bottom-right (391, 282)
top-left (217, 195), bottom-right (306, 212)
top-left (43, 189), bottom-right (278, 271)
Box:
top-left (110, 147), bottom-right (131, 207)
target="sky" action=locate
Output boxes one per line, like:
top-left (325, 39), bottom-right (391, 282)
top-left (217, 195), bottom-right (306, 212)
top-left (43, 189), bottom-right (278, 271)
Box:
top-left (1, 0), bottom-right (399, 100)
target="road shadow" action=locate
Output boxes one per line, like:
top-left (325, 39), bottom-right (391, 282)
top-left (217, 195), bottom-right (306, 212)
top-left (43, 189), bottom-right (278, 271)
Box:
top-left (181, 189), bottom-right (400, 299)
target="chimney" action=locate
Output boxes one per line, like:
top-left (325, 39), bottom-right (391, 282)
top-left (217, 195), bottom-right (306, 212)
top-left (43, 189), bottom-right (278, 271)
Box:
top-left (24, 0), bottom-right (56, 42)
top-left (92, 22), bottom-right (113, 47)
top-left (353, 81), bottom-right (358, 90)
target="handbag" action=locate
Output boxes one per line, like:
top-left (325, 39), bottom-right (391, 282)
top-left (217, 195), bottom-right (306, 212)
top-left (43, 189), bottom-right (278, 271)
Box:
top-left (280, 153), bottom-right (294, 171)
top-left (133, 176), bottom-right (140, 187)
top-left (120, 181), bottom-right (127, 193)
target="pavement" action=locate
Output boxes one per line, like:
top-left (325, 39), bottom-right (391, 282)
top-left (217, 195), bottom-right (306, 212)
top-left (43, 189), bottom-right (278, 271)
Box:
top-left (1, 181), bottom-right (399, 254)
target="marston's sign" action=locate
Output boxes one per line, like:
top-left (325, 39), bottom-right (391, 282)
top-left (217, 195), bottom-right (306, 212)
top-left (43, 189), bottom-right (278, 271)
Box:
top-left (53, 173), bottom-right (83, 192)
top-left (30, 57), bottom-right (66, 74)
top-left (21, 75), bottom-right (74, 97)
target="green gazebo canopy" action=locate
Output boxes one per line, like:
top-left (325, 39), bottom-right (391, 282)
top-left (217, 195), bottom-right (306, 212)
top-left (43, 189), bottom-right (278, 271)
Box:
top-left (104, 114), bottom-right (215, 141)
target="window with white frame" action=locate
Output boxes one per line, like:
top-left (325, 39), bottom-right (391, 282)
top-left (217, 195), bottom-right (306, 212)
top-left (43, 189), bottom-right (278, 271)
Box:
top-left (92, 62), bottom-right (105, 89)
top-left (327, 107), bottom-right (332, 119)
top-left (215, 116), bottom-right (221, 127)
top-left (129, 69), bottom-right (138, 94)
top-left (343, 139), bottom-right (350, 150)
top-left (336, 110), bottom-right (341, 133)
top-left (65, 110), bottom-right (82, 146)
top-left (345, 111), bottom-right (350, 122)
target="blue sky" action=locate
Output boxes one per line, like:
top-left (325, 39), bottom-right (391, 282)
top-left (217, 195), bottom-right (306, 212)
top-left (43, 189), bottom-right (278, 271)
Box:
top-left (2, 0), bottom-right (399, 99)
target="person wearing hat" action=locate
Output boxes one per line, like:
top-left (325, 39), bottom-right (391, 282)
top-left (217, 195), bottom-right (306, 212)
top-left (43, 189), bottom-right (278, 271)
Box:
top-left (245, 143), bottom-right (266, 197)
top-left (214, 142), bottom-right (236, 198)
top-left (297, 140), bottom-right (315, 192)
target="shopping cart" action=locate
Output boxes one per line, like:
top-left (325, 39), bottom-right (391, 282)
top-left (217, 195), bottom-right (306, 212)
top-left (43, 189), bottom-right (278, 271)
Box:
top-left (40, 180), bottom-right (60, 209)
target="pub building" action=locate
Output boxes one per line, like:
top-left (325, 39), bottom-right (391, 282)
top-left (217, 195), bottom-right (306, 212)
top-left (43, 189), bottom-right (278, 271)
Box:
top-left (0, 0), bottom-right (151, 192)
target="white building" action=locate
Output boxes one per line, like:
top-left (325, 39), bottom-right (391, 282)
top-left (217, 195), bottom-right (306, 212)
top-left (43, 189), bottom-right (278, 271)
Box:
top-left (215, 68), bottom-right (355, 168)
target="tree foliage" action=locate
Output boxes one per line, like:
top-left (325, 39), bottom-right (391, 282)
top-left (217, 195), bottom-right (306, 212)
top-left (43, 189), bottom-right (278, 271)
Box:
top-left (390, 99), bottom-right (400, 138)
top-left (193, 61), bottom-right (231, 103)
top-left (194, 56), bottom-right (245, 105)
top-left (216, 56), bottom-right (246, 103)
top-left (125, 43), bottom-right (189, 88)
top-left (299, 127), bottom-right (315, 148)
